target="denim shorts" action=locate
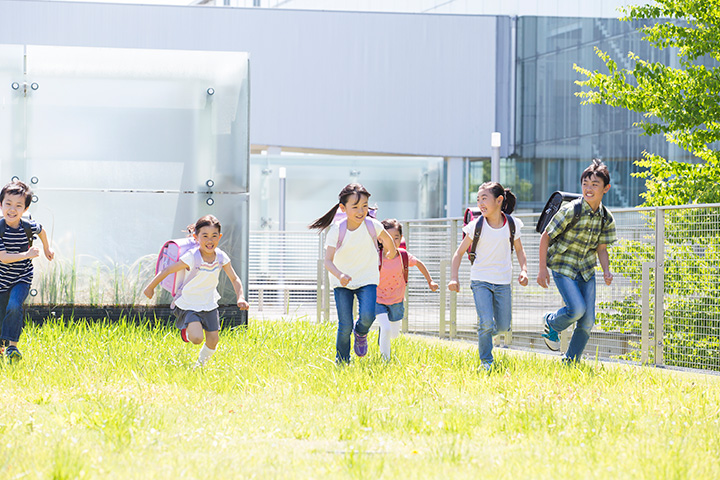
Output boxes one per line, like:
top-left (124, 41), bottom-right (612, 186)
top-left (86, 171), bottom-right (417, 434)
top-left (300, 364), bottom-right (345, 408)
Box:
top-left (173, 307), bottom-right (220, 332)
top-left (376, 301), bottom-right (405, 322)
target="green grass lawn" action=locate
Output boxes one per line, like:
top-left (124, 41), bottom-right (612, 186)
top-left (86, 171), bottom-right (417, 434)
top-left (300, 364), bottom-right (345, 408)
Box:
top-left (1, 318), bottom-right (719, 479)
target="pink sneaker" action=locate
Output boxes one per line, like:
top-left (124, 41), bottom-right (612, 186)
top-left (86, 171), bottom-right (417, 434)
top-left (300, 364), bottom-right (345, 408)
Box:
top-left (180, 328), bottom-right (189, 343)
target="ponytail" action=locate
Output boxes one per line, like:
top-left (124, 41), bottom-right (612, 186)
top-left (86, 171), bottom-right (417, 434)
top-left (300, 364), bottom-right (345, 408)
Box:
top-left (308, 203), bottom-right (341, 231)
top-left (501, 188), bottom-right (516, 215)
top-left (308, 183), bottom-right (372, 231)
top-left (478, 182), bottom-right (516, 215)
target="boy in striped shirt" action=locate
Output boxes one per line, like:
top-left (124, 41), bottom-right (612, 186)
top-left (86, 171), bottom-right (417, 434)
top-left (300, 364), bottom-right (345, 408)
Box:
top-left (0, 181), bottom-right (54, 361)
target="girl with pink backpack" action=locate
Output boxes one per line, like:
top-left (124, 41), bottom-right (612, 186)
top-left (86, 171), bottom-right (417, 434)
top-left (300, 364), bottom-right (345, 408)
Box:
top-left (144, 215), bottom-right (249, 367)
top-left (309, 183), bottom-right (397, 363)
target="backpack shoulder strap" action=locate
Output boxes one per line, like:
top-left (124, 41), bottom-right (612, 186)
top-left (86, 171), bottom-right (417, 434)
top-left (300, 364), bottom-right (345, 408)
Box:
top-left (549, 198), bottom-right (583, 247)
top-left (468, 217), bottom-right (484, 265)
top-left (506, 214), bottom-right (516, 254)
top-left (399, 248), bottom-right (409, 284)
top-left (20, 219), bottom-right (34, 247)
top-left (0, 219), bottom-right (5, 240)
top-left (336, 218), bottom-right (348, 250)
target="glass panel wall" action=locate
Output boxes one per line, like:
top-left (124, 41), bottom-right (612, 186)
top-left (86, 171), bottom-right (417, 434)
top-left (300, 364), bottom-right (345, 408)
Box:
top-left (0, 45), bottom-right (250, 306)
top-left (250, 154), bottom-right (444, 231)
top-left (515, 17), bottom-right (698, 210)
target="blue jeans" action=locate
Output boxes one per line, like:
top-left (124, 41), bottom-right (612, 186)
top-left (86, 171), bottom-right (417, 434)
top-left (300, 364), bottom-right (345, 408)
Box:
top-left (471, 281), bottom-right (511, 364)
top-left (375, 302), bottom-right (405, 323)
top-left (0, 282), bottom-right (31, 343)
top-left (547, 271), bottom-right (596, 362)
top-left (334, 285), bottom-right (377, 363)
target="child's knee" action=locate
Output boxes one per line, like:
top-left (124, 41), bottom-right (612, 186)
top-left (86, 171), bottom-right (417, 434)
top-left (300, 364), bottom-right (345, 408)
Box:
top-left (389, 321), bottom-right (401, 339)
top-left (566, 303), bottom-right (587, 321)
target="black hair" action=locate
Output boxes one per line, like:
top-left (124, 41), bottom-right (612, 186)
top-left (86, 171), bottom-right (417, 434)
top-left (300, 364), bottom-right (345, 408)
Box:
top-left (0, 180), bottom-right (32, 208)
top-left (478, 182), bottom-right (516, 215)
top-left (188, 214), bottom-right (221, 235)
top-left (308, 183), bottom-right (372, 231)
top-left (381, 218), bottom-right (402, 237)
top-left (581, 158), bottom-right (611, 186)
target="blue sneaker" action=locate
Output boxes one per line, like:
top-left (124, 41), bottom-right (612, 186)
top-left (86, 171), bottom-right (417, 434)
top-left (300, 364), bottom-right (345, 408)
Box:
top-left (542, 313), bottom-right (560, 351)
top-left (353, 332), bottom-right (368, 357)
top-left (5, 345), bottom-right (22, 362)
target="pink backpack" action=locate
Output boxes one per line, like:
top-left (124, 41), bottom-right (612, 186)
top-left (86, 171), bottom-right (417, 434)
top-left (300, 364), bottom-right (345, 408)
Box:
top-left (155, 237), bottom-right (199, 297)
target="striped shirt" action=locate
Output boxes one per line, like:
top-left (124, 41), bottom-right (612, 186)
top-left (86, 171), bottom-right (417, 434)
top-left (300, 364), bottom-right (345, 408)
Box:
top-left (0, 220), bottom-right (42, 292)
top-left (545, 200), bottom-right (616, 281)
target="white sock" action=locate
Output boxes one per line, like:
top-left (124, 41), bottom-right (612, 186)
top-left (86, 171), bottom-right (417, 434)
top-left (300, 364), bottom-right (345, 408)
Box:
top-left (377, 313), bottom-right (392, 361)
top-left (197, 344), bottom-right (216, 366)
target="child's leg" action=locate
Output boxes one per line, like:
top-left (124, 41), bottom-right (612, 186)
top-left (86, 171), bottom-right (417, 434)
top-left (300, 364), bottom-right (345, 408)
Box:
top-left (185, 322), bottom-right (205, 345)
top-left (564, 275), bottom-right (596, 361)
top-left (333, 287), bottom-right (355, 363)
top-left (547, 272), bottom-right (587, 334)
top-left (491, 284), bottom-right (512, 336)
top-left (0, 283), bottom-right (30, 348)
top-left (470, 281), bottom-right (495, 364)
top-left (353, 284), bottom-right (377, 336)
top-left (196, 310), bottom-right (221, 366)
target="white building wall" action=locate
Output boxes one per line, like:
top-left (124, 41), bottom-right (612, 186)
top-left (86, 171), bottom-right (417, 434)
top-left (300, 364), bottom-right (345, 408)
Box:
top-left (0, 0), bottom-right (507, 158)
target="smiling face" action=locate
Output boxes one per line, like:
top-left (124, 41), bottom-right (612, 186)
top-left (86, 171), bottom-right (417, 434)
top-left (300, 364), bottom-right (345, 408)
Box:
top-left (477, 188), bottom-right (503, 217)
top-left (340, 193), bottom-right (370, 229)
top-left (1, 193), bottom-right (29, 228)
top-left (386, 227), bottom-right (402, 248)
top-left (194, 224), bottom-right (222, 256)
top-left (581, 173), bottom-right (611, 209)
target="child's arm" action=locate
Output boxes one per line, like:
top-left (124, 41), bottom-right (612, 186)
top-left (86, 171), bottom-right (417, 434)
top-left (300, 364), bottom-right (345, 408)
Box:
top-left (37, 228), bottom-right (55, 261)
top-left (514, 238), bottom-right (529, 286)
top-left (324, 246), bottom-right (352, 287)
top-left (448, 235), bottom-right (473, 292)
top-left (378, 229), bottom-right (398, 259)
top-left (536, 231), bottom-right (551, 288)
top-left (414, 259), bottom-right (438, 291)
top-left (222, 262), bottom-right (250, 310)
top-left (143, 261), bottom-right (189, 299)
top-left (0, 247), bottom-right (41, 264)
top-left (596, 244), bottom-right (613, 285)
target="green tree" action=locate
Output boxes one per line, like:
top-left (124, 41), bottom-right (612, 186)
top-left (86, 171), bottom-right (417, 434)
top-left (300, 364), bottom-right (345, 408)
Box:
top-left (574, 0), bottom-right (720, 206)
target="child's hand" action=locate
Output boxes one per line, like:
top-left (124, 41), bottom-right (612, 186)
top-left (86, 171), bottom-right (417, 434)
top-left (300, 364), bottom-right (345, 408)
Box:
top-left (536, 267), bottom-right (550, 288)
top-left (237, 298), bottom-right (249, 310)
top-left (339, 273), bottom-right (352, 287)
top-left (25, 246), bottom-right (41, 259)
top-left (143, 286), bottom-right (154, 300)
top-left (604, 270), bottom-right (613, 286)
top-left (428, 281), bottom-right (439, 292)
top-left (44, 246), bottom-right (55, 261)
top-left (448, 280), bottom-right (460, 292)
top-left (518, 270), bottom-right (529, 286)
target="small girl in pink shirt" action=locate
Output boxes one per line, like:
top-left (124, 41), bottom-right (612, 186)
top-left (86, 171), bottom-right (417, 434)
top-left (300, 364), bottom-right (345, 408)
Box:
top-left (376, 219), bottom-right (438, 360)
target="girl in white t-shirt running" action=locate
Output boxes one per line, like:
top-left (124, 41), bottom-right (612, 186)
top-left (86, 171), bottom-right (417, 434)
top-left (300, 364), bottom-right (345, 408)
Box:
top-left (448, 183), bottom-right (528, 370)
top-left (144, 215), bottom-right (249, 367)
top-left (309, 183), bottom-right (397, 363)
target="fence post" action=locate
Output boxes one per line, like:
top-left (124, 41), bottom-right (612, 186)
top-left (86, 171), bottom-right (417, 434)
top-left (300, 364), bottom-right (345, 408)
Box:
top-left (439, 260), bottom-right (448, 339)
top-left (316, 259), bottom-right (323, 323)
top-left (654, 207), bottom-right (665, 366)
top-left (449, 219), bottom-right (457, 339)
top-left (402, 220), bottom-right (411, 334)
top-left (641, 262), bottom-right (652, 364)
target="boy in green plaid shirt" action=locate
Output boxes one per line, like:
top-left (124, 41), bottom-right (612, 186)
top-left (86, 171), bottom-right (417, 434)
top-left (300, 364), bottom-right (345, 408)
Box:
top-left (537, 159), bottom-right (617, 362)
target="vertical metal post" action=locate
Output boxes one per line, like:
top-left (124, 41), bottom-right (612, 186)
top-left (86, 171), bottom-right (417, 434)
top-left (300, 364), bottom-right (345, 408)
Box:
top-left (449, 220), bottom-right (458, 339)
top-left (641, 262), bottom-right (652, 364)
top-left (278, 167), bottom-right (286, 231)
top-left (654, 208), bottom-right (665, 366)
top-left (439, 260), bottom-right (448, 339)
top-left (401, 220), bottom-right (410, 334)
top-left (491, 132), bottom-right (501, 182)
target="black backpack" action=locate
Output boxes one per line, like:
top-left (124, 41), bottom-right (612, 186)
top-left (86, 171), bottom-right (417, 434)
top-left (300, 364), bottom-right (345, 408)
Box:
top-left (0, 218), bottom-right (34, 248)
top-left (463, 207), bottom-right (516, 265)
top-left (535, 191), bottom-right (607, 246)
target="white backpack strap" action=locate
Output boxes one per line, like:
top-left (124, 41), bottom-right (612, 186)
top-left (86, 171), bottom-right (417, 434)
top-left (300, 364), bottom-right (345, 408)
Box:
top-left (171, 248), bottom-right (202, 308)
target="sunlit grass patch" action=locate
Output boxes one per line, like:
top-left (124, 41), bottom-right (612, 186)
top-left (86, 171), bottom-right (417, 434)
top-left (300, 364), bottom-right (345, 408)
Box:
top-left (0, 317), bottom-right (719, 479)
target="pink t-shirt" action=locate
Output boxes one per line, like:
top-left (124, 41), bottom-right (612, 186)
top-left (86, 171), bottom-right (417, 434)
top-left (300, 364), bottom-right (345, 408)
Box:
top-left (377, 251), bottom-right (418, 305)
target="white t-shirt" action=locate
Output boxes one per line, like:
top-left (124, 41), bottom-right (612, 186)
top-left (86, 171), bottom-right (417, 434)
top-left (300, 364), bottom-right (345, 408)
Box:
top-left (324, 217), bottom-right (384, 289)
top-left (461, 215), bottom-right (523, 285)
top-left (174, 248), bottom-right (230, 312)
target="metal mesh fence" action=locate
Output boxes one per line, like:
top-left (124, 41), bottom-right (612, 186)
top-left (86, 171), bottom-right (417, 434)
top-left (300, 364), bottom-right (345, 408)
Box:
top-left (248, 204), bottom-right (720, 373)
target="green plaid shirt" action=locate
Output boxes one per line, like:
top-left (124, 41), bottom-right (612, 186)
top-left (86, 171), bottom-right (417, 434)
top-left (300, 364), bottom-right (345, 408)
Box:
top-left (545, 199), bottom-right (617, 281)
